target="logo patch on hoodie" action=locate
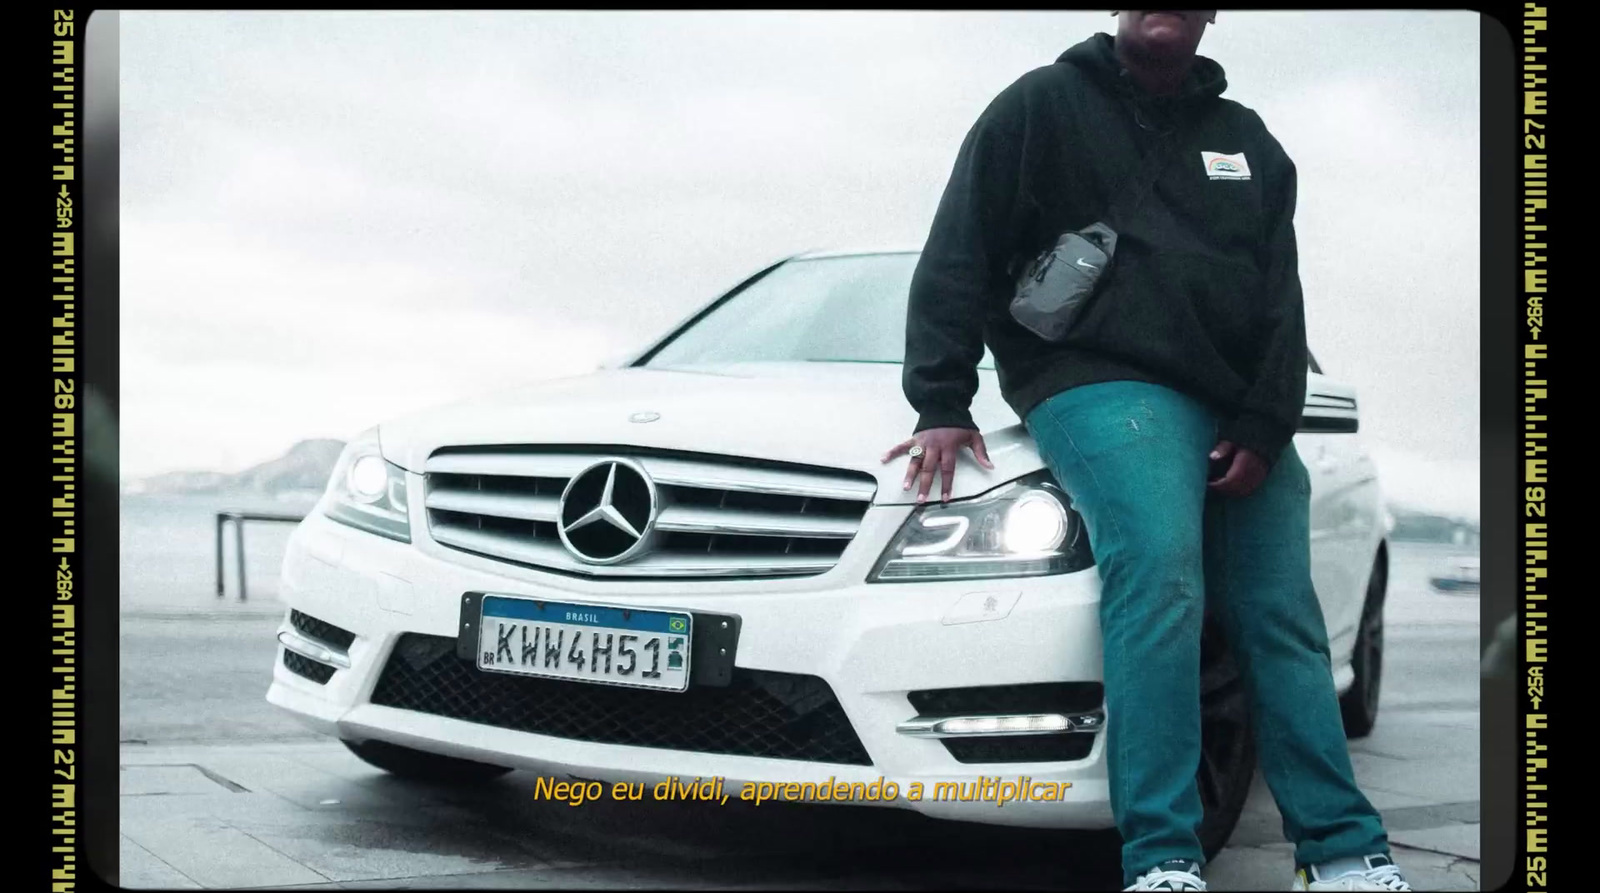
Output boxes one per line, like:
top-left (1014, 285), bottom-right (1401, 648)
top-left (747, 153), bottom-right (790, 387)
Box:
top-left (1201, 151), bottom-right (1251, 181)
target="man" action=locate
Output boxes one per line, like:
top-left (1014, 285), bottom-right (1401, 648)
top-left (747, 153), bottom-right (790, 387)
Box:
top-left (884, 11), bottom-right (1410, 892)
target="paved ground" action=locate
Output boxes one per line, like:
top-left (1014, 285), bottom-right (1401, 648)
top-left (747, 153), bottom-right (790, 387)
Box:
top-left (117, 544), bottom-right (1481, 890)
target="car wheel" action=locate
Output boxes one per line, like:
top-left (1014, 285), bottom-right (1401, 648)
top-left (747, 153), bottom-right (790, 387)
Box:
top-left (341, 739), bottom-right (514, 784)
top-left (1196, 610), bottom-right (1257, 863)
top-left (1339, 552), bottom-right (1386, 738)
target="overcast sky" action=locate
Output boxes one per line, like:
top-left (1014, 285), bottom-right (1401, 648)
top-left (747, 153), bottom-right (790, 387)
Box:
top-left (120, 10), bottom-right (1483, 516)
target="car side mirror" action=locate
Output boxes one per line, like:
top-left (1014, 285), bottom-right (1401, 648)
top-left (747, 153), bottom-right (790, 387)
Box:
top-left (1299, 392), bottom-right (1359, 433)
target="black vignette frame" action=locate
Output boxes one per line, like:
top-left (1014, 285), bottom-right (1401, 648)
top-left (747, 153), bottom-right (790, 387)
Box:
top-left (83, 8), bottom-right (120, 885)
top-left (1478, 7), bottom-right (1519, 891)
top-left (51, 8), bottom-right (1527, 891)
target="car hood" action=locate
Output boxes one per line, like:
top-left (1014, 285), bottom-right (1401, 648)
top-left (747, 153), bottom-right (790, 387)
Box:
top-left (378, 362), bottom-right (1040, 505)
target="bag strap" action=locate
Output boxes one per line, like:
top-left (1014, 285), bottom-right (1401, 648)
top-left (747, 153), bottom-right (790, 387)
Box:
top-left (1005, 103), bottom-right (1195, 280)
top-left (1102, 109), bottom-right (1191, 227)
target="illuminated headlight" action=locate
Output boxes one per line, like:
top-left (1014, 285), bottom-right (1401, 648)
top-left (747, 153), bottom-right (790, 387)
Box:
top-left (938, 714), bottom-right (1071, 735)
top-left (869, 473), bottom-right (1091, 582)
top-left (319, 428), bottom-right (410, 542)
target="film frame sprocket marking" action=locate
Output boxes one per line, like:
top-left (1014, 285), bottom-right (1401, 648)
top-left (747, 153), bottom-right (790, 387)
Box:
top-left (1520, 4), bottom-right (1549, 890)
top-left (49, 8), bottom-right (84, 890)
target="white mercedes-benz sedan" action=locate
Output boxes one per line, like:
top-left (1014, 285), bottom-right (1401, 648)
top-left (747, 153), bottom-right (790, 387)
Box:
top-left (267, 249), bottom-right (1390, 858)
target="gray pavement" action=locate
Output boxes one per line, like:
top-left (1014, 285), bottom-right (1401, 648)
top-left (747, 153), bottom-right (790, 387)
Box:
top-left (118, 543), bottom-right (1481, 890)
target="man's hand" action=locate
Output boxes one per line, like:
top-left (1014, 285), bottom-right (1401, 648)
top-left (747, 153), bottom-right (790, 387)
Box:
top-left (883, 427), bottom-right (994, 503)
top-left (1207, 440), bottom-right (1269, 498)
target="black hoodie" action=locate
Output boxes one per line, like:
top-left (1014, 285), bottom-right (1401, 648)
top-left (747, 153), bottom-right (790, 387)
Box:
top-left (903, 33), bottom-right (1307, 465)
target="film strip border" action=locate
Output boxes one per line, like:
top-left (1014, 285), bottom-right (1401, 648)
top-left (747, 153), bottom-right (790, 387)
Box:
top-left (49, 9), bottom-right (82, 891)
top-left (25, 10), bottom-right (1555, 892)
top-left (1520, 4), bottom-right (1549, 891)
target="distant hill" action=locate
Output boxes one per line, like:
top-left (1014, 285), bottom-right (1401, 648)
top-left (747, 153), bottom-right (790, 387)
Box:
top-left (1386, 503), bottom-right (1479, 546)
top-left (127, 439), bottom-right (345, 496)
top-left (1363, 444), bottom-right (1479, 524)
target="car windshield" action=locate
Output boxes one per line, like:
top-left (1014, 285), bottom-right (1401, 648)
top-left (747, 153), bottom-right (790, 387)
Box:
top-left (642, 253), bottom-right (997, 369)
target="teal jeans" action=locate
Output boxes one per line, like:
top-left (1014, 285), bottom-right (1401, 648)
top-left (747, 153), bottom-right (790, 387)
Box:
top-left (1024, 381), bottom-right (1388, 884)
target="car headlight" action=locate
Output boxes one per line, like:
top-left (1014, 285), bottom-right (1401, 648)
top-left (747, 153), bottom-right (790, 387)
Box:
top-left (868, 472), bottom-right (1092, 582)
top-left (319, 428), bottom-right (410, 543)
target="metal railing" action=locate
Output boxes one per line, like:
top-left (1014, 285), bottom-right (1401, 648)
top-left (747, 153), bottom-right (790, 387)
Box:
top-left (215, 511), bottom-right (306, 601)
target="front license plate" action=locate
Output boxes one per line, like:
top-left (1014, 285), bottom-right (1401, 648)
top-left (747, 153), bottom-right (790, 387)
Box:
top-left (476, 595), bottom-right (692, 692)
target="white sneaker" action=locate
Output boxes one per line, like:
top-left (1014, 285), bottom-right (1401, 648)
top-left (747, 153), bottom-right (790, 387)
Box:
top-left (1127, 860), bottom-right (1207, 890)
top-left (1290, 854), bottom-right (1411, 890)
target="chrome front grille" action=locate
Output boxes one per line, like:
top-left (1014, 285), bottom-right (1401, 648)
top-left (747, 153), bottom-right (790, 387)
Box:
top-left (423, 449), bottom-right (877, 579)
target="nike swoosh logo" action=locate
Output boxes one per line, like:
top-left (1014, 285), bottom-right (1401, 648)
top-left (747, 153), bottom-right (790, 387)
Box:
top-left (1075, 259), bottom-right (1099, 271)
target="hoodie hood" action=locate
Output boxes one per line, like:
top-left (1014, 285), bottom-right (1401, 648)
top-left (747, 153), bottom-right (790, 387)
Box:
top-left (1058, 32), bottom-right (1227, 104)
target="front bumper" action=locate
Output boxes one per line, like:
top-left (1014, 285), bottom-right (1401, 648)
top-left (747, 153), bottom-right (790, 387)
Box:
top-left (267, 502), bottom-right (1111, 828)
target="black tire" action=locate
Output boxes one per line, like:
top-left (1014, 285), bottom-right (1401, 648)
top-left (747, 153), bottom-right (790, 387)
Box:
top-left (1339, 552), bottom-right (1387, 739)
top-left (341, 739), bottom-right (514, 784)
top-left (1196, 610), bottom-right (1257, 862)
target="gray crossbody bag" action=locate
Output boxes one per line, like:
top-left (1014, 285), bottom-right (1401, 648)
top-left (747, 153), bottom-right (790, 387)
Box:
top-left (1009, 126), bottom-right (1186, 342)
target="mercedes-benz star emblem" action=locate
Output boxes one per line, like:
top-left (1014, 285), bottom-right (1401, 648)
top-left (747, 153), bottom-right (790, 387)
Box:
top-left (556, 459), bottom-right (658, 565)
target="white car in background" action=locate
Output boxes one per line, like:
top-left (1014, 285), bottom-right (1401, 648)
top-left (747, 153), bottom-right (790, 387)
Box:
top-left (268, 249), bottom-right (1390, 859)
